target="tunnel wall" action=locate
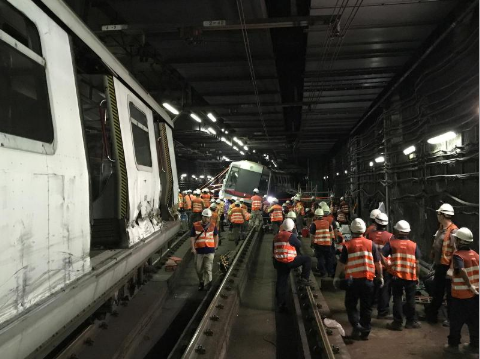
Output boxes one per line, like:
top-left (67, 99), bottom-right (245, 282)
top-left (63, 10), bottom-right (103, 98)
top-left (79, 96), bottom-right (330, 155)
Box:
top-left (324, 8), bottom-right (479, 257)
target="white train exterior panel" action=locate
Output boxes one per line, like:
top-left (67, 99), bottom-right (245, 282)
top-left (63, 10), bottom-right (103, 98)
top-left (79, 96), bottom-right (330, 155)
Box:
top-left (0, 0), bottom-right (91, 324)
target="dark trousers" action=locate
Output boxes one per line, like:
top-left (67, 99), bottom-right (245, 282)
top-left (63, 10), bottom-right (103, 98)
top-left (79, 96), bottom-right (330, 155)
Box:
top-left (186, 210), bottom-right (192, 227)
top-left (275, 255), bottom-right (312, 307)
top-left (296, 215), bottom-right (304, 233)
top-left (314, 245), bottom-right (334, 276)
top-left (374, 272), bottom-right (392, 315)
top-left (272, 221), bottom-right (281, 235)
top-left (426, 264), bottom-right (451, 319)
top-left (448, 296), bottom-right (479, 347)
top-left (391, 277), bottom-right (416, 324)
top-left (345, 278), bottom-right (374, 334)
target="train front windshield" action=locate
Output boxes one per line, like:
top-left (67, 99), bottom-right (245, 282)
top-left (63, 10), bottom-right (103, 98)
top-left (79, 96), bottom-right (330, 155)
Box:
top-left (225, 166), bottom-right (269, 194)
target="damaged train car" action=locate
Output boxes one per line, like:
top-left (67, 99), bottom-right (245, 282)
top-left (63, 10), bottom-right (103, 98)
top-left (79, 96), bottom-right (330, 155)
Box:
top-left (0, 0), bottom-right (180, 357)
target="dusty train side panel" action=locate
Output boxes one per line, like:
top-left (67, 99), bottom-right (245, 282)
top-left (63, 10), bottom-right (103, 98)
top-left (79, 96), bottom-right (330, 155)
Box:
top-left (0, 0), bottom-right (90, 324)
top-left (165, 125), bottom-right (179, 206)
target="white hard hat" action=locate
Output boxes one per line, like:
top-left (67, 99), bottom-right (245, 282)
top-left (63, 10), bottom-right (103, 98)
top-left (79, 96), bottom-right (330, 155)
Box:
top-left (202, 209), bottom-right (212, 217)
top-left (375, 213), bottom-right (388, 226)
top-left (232, 196), bottom-right (237, 201)
top-left (182, 190), bottom-right (187, 194)
top-left (452, 227), bottom-right (473, 242)
top-left (253, 188), bottom-right (259, 193)
top-left (187, 189), bottom-right (192, 193)
top-left (272, 198), bottom-right (278, 203)
top-left (370, 209), bottom-right (382, 219)
top-left (216, 199), bottom-right (221, 204)
top-left (240, 198), bottom-right (245, 202)
top-left (394, 220), bottom-right (411, 233)
top-left (194, 189), bottom-right (201, 195)
top-left (202, 188), bottom-right (207, 192)
top-left (210, 203), bottom-right (217, 209)
top-left (263, 195), bottom-right (267, 198)
top-left (350, 218), bottom-right (366, 234)
top-left (319, 201), bottom-right (327, 207)
top-left (436, 203), bottom-right (454, 216)
top-left (314, 208), bottom-right (324, 217)
top-left (286, 200), bottom-right (291, 204)
top-left (286, 211), bottom-right (297, 219)
top-left (294, 195), bottom-right (301, 201)
top-left (320, 203), bottom-right (330, 214)
top-left (282, 218), bottom-right (295, 232)
top-left (235, 201), bottom-right (241, 205)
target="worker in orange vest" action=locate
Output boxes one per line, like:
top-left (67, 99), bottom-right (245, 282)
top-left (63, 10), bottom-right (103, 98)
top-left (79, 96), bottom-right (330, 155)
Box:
top-left (368, 213), bottom-right (393, 319)
top-left (229, 202), bottom-right (246, 245)
top-left (334, 218), bottom-right (383, 340)
top-left (239, 198), bottom-right (248, 211)
top-left (293, 195), bottom-right (305, 235)
top-left (424, 203), bottom-right (458, 324)
top-left (178, 190), bottom-right (184, 211)
top-left (191, 189), bottom-right (205, 225)
top-left (273, 218), bottom-right (312, 312)
top-left (201, 188), bottom-right (211, 207)
top-left (310, 208), bottom-right (334, 277)
top-left (382, 220), bottom-right (421, 331)
top-left (250, 188), bottom-right (263, 228)
top-left (190, 208), bottom-right (218, 291)
top-left (268, 198), bottom-right (284, 235)
top-left (365, 209), bottom-right (381, 239)
top-left (444, 227), bottom-right (479, 354)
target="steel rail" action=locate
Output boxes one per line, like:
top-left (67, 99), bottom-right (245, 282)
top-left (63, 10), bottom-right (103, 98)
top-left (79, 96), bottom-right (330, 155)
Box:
top-left (180, 226), bottom-right (258, 358)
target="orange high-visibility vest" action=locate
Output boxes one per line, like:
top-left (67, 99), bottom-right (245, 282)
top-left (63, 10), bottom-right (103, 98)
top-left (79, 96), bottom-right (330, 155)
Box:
top-left (201, 193), bottom-right (211, 208)
top-left (369, 230), bottom-right (393, 268)
top-left (325, 214), bottom-right (334, 226)
top-left (295, 202), bottom-right (305, 216)
top-left (365, 224), bottom-right (376, 239)
top-left (184, 194), bottom-right (192, 210)
top-left (312, 219), bottom-right (332, 246)
top-left (440, 223), bottom-right (458, 265)
top-left (345, 237), bottom-right (375, 280)
top-left (251, 195), bottom-right (262, 211)
top-left (269, 204), bottom-right (284, 222)
top-left (193, 221), bottom-right (216, 249)
top-left (273, 230), bottom-right (297, 263)
top-left (389, 239), bottom-right (417, 281)
top-left (230, 207), bottom-right (245, 224)
top-left (178, 194), bottom-right (184, 209)
top-left (192, 197), bottom-right (204, 213)
top-left (243, 209), bottom-right (251, 221)
top-left (451, 249), bottom-right (479, 299)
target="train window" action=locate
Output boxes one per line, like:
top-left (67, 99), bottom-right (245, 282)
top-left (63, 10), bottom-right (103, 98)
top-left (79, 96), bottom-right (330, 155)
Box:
top-left (129, 102), bottom-right (152, 167)
top-left (226, 167), bottom-right (240, 188)
top-left (0, 0), bottom-right (53, 144)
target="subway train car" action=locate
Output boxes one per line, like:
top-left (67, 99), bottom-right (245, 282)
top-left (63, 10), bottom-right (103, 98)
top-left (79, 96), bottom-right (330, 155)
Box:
top-left (219, 160), bottom-right (294, 201)
top-left (0, 0), bottom-right (179, 357)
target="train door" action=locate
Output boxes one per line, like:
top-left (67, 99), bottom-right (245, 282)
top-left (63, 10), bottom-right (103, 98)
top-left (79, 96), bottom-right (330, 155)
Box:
top-left (0, 0), bottom-right (90, 322)
top-left (111, 78), bottom-right (161, 246)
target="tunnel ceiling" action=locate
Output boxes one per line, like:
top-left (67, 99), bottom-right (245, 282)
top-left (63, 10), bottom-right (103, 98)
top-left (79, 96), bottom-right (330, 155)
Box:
top-left (67, 0), bottom-right (463, 172)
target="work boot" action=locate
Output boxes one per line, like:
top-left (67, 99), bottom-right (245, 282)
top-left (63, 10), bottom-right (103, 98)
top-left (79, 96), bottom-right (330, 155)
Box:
top-left (405, 321), bottom-right (421, 329)
top-left (198, 282), bottom-right (204, 291)
top-left (442, 319), bottom-right (450, 327)
top-left (386, 321), bottom-right (403, 331)
top-left (460, 343), bottom-right (479, 354)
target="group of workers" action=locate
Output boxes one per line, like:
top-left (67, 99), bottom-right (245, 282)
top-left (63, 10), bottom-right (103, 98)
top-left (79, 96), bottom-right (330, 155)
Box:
top-left (181, 187), bottom-right (477, 354)
top-left (272, 200), bottom-right (478, 354)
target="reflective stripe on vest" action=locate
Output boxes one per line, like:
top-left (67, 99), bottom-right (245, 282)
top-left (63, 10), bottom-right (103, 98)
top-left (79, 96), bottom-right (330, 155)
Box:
top-left (440, 223), bottom-right (458, 265)
top-left (273, 230), bottom-right (297, 263)
top-left (345, 238), bottom-right (375, 280)
top-left (365, 224), bottom-right (376, 239)
top-left (370, 230), bottom-right (393, 267)
top-left (230, 208), bottom-right (245, 224)
top-left (251, 195), bottom-right (262, 211)
top-left (192, 198), bottom-right (203, 213)
top-left (451, 250), bottom-right (479, 299)
top-left (390, 239), bottom-right (417, 281)
top-left (193, 221), bottom-right (216, 248)
top-left (270, 205), bottom-right (283, 222)
top-left (313, 220), bottom-right (332, 246)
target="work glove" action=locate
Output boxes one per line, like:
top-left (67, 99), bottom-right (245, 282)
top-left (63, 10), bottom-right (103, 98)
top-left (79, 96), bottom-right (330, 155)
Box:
top-left (378, 277), bottom-right (384, 288)
top-left (469, 285), bottom-right (479, 296)
top-left (333, 277), bottom-right (340, 289)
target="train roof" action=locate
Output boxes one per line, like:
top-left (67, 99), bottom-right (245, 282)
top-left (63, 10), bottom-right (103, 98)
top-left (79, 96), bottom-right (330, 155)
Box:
top-left (39, 0), bottom-right (174, 128)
